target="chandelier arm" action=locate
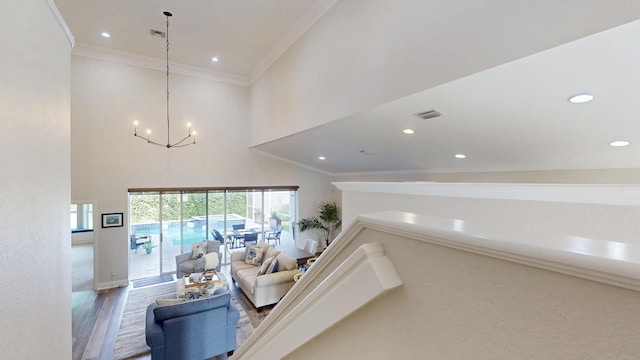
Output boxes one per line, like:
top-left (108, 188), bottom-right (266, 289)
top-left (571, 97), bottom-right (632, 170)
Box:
top-left (134, 133), bottom-right (166, 147)
top-left (168, 134), bottom-right (195, 148)
top-left (170, 141), bottom-right (196, 148)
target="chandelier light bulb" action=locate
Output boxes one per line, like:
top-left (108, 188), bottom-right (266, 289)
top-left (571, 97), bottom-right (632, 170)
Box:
top-left (134, 120), bottom-right (139, 126)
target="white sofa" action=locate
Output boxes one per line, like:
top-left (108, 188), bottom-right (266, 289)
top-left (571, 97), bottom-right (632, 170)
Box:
top-left (230, 243), bottom-right (299, 308)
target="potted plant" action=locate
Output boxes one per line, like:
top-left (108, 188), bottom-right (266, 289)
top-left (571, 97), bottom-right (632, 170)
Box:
top-left (298, 201), bottom-right (342, 247)
top-left (142, 239), bottom-right (158, 254)
top-left (269, 210), bottom-right (281, 229)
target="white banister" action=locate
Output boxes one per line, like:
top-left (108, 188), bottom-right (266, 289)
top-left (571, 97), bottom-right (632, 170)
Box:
top-left (233, 242), bottom-right (402, 359)
top-left (356, 211), bottom-right (640, 292)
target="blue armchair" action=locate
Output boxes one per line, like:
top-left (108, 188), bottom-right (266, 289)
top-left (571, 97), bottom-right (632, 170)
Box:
top-left (145, 288), bottom-right (240, 360)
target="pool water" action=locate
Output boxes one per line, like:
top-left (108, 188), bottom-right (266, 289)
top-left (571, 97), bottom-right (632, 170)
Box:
top-left (132, 215), bottom-right (247, 246)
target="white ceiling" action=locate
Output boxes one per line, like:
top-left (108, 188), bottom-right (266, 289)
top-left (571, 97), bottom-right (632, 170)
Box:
top-left (53, 0), bottom-right (335, 82)
top-left (54, 1), bottom-right (640, 176)
top-left (256, 19), bottom-right (640, 175)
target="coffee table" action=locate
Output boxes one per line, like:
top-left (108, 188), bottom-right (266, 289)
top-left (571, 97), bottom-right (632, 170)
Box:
top-left (176, 270), bottom-right (225, 298)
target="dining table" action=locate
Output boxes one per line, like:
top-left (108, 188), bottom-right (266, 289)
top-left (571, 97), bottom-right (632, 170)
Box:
top-left (276, 244), bottom-right (315, 267)
top-left (226, 228), bottom-right (260, 248)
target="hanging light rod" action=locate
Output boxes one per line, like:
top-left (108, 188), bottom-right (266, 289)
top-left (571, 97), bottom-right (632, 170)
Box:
top-left (133, 11), bottom-right (196, 148)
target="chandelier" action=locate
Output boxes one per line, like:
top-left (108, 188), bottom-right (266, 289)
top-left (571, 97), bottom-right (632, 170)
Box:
top-left (133, 11), bottom-right (196, 148)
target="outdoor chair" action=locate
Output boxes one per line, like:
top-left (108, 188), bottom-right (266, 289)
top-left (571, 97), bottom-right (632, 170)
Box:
top-left (266, 224), bottom-right (282, 245)
top-left (231, 224), bottom-right (245, 248)
top-left (211, 229), bottom-right (225, 243)
top-left (243, 232), bottom-right (258, 247)
top-left (232, 224), bottom-right (244, 231)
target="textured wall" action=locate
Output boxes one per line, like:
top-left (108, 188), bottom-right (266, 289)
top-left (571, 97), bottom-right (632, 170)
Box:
top-left (0, 2), bottom-right (71, 358)
top-left (286, 228), bottom-right (640, 359)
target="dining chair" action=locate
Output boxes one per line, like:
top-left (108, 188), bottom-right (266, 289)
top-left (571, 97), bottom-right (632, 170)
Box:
top-left (231, 224), bottom-right (245, 247)
top-left (243, 232), bottom-right (259, 247)
top-left (232, 224), bottom-right (245, 231)
top-left (266, 224), bottom-right (283, 245)
top-left (303, 238), bottom-right (317, 255)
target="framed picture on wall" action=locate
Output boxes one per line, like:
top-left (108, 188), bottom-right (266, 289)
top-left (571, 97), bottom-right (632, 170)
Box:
top-left (102, 213), bottom-right (123, 228)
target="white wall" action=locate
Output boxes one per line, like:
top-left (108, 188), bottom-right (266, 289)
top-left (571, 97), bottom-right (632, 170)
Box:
top-left (0, 2), bottom-right (71, 358)
top-left (249, 0), bottom-right (640, 145)
top-left (334, 168), bottom-right (640, 184)
top-left (70, 55), bottom-right (334, 289)
top-left (336, 182), bottom-right (640, 246)
top-left (285, 226), bottom-right (640, 359)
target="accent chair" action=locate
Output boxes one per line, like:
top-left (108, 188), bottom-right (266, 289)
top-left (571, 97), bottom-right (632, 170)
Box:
top-left (145, 288), bottom-right (240, 360)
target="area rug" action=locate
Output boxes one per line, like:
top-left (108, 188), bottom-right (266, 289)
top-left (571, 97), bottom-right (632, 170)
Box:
top-left (113, 277), bottom-right (251, 360)
top-left (132, 274), bottom-right (174, 288)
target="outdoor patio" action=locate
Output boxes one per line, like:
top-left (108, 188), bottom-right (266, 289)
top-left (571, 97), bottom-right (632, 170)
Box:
top-left (130, 228), bottom-right (296, 280)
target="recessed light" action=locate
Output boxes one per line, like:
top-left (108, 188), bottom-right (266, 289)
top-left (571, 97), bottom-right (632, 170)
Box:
top-left (402, 129), bottom-right (415, 135)
top-left (568, 93), bottom-right (594, 104)
top-left (211, 57), bottom-right (219, 62)
top-left (454, 154), bottom-right (466, 159)
top-left (609, 140), bottom-right (630, 147)
top-left (318, 156), bottom-right (326, 160)
top-left (101, 32), bottom-right (111, 38)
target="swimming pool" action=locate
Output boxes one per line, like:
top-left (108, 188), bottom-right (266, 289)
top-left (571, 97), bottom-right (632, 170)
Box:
top-left (131, 214), bottom-right (247, 245)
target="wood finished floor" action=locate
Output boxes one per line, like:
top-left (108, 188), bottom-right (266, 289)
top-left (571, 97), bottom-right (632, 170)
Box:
top-left (72, 264), bottom-right (272, 360)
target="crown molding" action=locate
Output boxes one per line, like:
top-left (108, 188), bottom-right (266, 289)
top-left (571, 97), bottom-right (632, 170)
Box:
top-left (333, 181), bottom-right (640, 207)
top-left (47, 0), bottom-right (75, 47)
top-left (72, 42), bottom-right (249, 86)
top-left (247, 0), bottom-right (338, 84)
top-left (250, 148), bottom-right (334, 176)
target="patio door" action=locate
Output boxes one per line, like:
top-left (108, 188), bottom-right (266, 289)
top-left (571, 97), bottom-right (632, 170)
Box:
top-left (129, 186), bottom-right (299, 279)
top-left (129, 192), bottom-right (162, 280)
top-left (130, 191), bottom-right (212, 279)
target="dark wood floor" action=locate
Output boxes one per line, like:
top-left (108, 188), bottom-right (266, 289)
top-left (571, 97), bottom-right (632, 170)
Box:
top-left (72, 264), bottom-right (271, 360)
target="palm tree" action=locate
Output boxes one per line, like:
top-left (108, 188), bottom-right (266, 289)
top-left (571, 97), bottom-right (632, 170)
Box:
top-left (298, 201), bottom-right (342, 246)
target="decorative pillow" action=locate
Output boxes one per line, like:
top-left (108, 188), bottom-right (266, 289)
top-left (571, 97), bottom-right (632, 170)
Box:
top-left (191, 240), bottom-right (207, 260)
top-left (204, 251), bottom-right (219, 270)
top-left (183, 284), bottom-right (218, 300)
top-left (275, 252), bottom-right (297, 271)
top-left (258, 256), bottom-right (275, 275)
top-left (266, 258), bottom-right (279, 274)
top-left (154, 293), bottom-right (231, 323)
top-left (156, 298), bottom-right (185, 306)
top-left (244, 245), bottom-right (264, 266)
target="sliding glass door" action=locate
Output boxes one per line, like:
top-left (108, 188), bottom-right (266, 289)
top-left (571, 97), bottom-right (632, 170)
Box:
top-left (128, 186), bottom-right (298, 280)
top-left (129, 192), bottom-right (161, 280)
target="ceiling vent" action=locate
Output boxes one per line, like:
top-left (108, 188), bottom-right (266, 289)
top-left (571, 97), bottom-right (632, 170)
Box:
top-left (414, 109), bottom-right (442, 120)
top-left (150, 29), bottom-right (166, 38)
